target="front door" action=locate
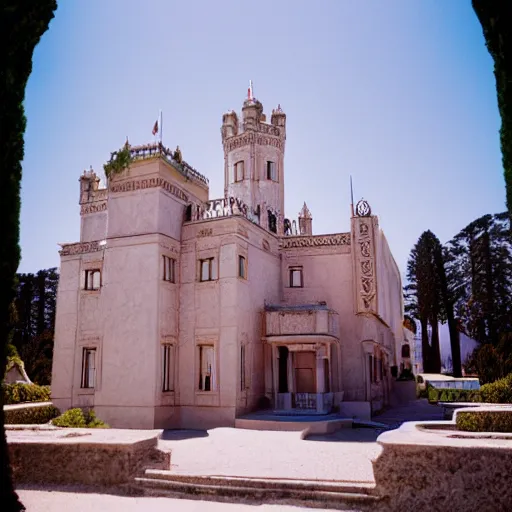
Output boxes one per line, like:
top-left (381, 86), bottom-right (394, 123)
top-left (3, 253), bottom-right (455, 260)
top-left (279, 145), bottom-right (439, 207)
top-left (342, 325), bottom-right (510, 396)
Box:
top-left (295, 351), bottom-right (316, 393)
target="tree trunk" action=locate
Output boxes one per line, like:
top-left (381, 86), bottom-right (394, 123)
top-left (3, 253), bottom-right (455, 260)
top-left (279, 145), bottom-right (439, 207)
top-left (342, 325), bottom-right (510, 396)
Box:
top-left (430, 318), bottom-right (441, 374)
top-left (420, 316), bottom-right (430, 373)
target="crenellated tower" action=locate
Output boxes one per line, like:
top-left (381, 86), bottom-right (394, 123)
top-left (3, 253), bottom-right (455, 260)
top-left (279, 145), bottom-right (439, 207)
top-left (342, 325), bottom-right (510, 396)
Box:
top-left (221, 85), bottom-right (286, 235)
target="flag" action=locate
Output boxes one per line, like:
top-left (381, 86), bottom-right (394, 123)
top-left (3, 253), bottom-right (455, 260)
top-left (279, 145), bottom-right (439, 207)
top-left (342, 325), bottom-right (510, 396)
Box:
top-left (152, 120), bottom-right (159, 136)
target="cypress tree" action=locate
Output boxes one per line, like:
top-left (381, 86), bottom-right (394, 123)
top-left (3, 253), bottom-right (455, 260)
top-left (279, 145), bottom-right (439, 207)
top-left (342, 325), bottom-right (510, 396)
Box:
top-left (0, 1), bottom-right (57, 508)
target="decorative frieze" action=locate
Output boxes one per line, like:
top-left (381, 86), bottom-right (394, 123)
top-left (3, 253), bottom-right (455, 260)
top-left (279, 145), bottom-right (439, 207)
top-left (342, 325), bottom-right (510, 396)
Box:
top-left (110, 177), bottom-right (188, 203)
top-left (280, 233), bottom-right (350, 249)
top-left (80, 201), bottom-right (107, 215)
top-left (223, 132), bottom-right (284, 153)
top-left (60, 241), bottom-right (104, 256)
top-left (258, 123), bottom-right (280, 137)
top-left (356, 220), bottom-right (377, 312)
top-left (159, 242), bottom-right (179, 255)
top-left (197, 228), bottom-right (213, 238)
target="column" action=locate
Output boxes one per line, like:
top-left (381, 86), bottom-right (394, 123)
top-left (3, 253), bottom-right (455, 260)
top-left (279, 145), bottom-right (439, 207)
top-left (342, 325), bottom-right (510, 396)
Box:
top-left (316, 348), bottom-right (325, 413)
top-left (272, 345), bottom-right (278, 409)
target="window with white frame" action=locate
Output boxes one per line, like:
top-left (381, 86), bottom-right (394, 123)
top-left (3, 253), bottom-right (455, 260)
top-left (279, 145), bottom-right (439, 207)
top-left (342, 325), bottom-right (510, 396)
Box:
top-left (163, 255), bottom-right (176, 283)
top-left (198, 345), bottom-right (215, 391)
top-left (199, 258), bottom-right (217, 282)
top-left (289, 266), bottom-right (303, 288)
top-left (81, 348), bottom-right (96, 388)
top-left (266, 161), bottom-right (277, 181)
top-left (82, 269), bottom-right (101, 290)
top-left (162, 344), bottom-right (175, 392)
top-left (238, 255), bottom-right (247, 279)
top-left (234, 161), bottom-right (244, 182)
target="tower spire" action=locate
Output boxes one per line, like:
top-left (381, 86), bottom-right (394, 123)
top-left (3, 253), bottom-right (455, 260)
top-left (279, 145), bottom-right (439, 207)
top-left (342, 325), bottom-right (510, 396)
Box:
top-left (248, 80), bottom-right (253, 101)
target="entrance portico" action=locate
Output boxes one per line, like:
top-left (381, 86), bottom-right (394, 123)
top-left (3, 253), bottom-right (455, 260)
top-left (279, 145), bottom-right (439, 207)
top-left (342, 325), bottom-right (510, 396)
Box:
top-left (263, 303), bottom-right (341, 415)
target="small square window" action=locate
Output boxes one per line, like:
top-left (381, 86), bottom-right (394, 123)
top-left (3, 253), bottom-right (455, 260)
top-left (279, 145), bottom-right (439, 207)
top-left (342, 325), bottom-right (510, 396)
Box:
top-left (82, 269), bottom-right (101, 291)
top-left (81, 348), bottom-right (96, 388)
top-left (238, 255), bottom-right (246, 279)
top-left (266, 161), bottom-right (277, 181)
top-left (234, 161), bottom-right (244, 182)
top-left (163, 255), bottom-right (176, 283)
top-left (162, 344), bottom-right (175, 392)
top-left (200, 258), bottom-right (217, 282)
top-left (289, 267), bottom-right (303, 288)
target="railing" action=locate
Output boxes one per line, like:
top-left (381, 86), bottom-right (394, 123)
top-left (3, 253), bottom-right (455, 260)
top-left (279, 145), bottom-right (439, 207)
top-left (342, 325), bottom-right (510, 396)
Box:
top-left (111, 143), bottom-right (209, 186)
top-left (188, 196), bottom-right (261, 225)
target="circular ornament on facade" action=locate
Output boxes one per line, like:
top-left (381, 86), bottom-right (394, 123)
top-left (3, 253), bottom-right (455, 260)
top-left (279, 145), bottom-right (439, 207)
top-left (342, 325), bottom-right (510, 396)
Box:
top-left (356, 199), bottom-right (372, 217)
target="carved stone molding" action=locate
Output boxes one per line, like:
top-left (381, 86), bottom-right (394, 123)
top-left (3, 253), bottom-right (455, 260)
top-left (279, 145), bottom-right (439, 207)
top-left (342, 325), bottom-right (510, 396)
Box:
top-left (80, 201), bottom-right (107, 215)
top-left (258, 123), bottom-right (280, 137)
top-left (223, 132), bottom-right (284, 153)
top-left (197, 228), bottom-right (213, 238)
top-left (60, 241), bottom-right (104, 256)
top-left (262, 239), bottom-right (270, 252)
top-left (110, 177), bottom-right (188, 203)
top-left (355, 220), bottom-right (376, 312)
top-left (159, 242), bottom-right (179, 255)
top-left (280, 233), bottom-right (350, 249)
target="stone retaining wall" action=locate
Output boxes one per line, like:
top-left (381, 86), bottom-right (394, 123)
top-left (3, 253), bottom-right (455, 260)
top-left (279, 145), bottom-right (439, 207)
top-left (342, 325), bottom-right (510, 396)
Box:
top-left (373, 421), bottom-right (512, 511)
top-left (8, 429), bottom-right (170, 487)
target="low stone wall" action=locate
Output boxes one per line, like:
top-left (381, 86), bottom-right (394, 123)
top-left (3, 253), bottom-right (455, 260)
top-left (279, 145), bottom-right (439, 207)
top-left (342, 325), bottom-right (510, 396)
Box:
top-left (8, 429), bottom-right (170, 487)
top-left (373, 420), bottom-right (512, 511)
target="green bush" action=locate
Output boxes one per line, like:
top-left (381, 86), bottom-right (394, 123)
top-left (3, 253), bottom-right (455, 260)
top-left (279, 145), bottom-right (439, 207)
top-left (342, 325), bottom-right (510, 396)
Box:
top-left (3, 382), bottom-right (51, 405)
top-left (52, 408), bottom-right (109, 428)
top-left (427, 384), bottom-right (482, 404)
top-left (480, 373), bottom-right (512, 403)
top-left (5, 404), bottom-right (60, 425)
top-left (456, 410), bottom-right (512, 433)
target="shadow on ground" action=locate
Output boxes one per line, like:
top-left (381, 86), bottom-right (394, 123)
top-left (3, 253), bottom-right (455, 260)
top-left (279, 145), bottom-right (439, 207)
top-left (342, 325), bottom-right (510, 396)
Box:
top-left (160, 429), bottom-right (209, 441)
top-left (305, 427), bottom-right (383, 443)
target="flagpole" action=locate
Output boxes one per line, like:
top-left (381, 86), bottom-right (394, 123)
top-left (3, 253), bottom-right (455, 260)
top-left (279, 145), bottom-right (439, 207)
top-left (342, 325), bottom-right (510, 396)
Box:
top-left (350, 175), bottom-right (355, 217)
top-left (159, 109), bottom-right (163, 146)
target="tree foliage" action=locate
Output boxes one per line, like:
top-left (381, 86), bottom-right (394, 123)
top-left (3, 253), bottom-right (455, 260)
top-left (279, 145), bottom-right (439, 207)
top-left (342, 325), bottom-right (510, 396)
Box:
top-left (472, 1), bottom-right (512, 217)
top-left (0, 1), bottom-right (57, 509)
top-left (11, 269), bottom-right (58, 385)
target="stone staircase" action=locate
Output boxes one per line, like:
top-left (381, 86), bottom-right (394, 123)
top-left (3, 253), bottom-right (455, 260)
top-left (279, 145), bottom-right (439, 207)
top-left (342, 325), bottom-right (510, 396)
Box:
top-left (135, 470), bottom-right (382, 509)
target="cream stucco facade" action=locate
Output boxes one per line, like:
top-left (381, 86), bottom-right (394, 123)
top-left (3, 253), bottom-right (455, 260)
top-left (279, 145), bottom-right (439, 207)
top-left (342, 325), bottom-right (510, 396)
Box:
top-left (51, 93), bottom-right (406, 429)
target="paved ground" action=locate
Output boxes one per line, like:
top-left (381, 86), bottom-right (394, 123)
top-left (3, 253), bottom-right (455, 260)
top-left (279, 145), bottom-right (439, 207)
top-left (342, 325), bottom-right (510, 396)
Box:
top-left (159, 399), bottom-right (442, 484)
top-left (17, 400), bottom-right (442, 511)
top-left (17, 489), bottom-right (357, 512)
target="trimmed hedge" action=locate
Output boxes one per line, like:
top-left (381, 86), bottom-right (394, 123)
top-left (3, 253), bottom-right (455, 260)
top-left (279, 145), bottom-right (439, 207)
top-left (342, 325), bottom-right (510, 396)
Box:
top-left (3, 382), bottom-right (51, 405)
top-left (52, 408), bottom-right (109, 429)
top-left (5, 404), bottom-right (60, 425)
top-left (427, 385), bottom-right (482, 404)
top-left (456, 410), bottom-right (512, 433)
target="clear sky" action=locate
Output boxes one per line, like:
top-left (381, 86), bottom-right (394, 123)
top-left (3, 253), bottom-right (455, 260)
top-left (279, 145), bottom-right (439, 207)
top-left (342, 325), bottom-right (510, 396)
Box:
top-left (20, 0), bottom-right (504, 277)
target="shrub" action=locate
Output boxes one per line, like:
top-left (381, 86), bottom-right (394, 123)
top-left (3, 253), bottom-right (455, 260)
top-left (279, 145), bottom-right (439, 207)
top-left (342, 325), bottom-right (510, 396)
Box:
top-left (427, 384), bottom-right (482, 404)
top-left (52, 408), bottom-right (109, 428)
top-left (5, 404), bottom-right (60, 425)
top-left (3, 382), bottom-right (51, 405)
top-left (456, 410), bottom-right (512, 433)
top-left (480, 373), bottom-right (512, 403)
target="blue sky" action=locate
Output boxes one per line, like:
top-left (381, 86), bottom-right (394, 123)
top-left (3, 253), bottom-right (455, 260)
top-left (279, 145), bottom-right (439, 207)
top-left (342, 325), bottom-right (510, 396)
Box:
top-left (20, 0), bottom-right (503, 277)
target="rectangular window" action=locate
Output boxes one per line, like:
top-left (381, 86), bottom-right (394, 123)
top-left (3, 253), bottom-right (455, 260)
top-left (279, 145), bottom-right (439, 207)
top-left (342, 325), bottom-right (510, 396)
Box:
top-left (81, 348), bottom-right (96, 388)
top-left (234, 161), bottom-right (244, 182)
top-left (240, 345), bottom-right (246, 391)
top-left (162, 344), bottom-right (175, 392)
top-left (163, 255), bottom-right (176, 283)
top-left (266, 161), bottom-right (277, 181)
top-left (198, 345), bottom-right (215, 391)
top-left (368, 355), bottom-right (373, 384)
top-left (83, 269), bottom-right (101, 290)
top-left (238, 255), bottom-right (246, 279)
top-left (289, 266), bottom-right (303, 288)
top-left (200, 258), bottom-right (217, 282)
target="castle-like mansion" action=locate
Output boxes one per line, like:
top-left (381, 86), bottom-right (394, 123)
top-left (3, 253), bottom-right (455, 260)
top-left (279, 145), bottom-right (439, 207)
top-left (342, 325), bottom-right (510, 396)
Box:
top-left (51, 93), bottom-right (407, 429)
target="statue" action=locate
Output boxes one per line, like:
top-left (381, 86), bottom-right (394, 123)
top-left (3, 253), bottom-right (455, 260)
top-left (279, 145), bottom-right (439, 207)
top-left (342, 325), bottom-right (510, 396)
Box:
top-left (173, 145), bottom-right (182, 163)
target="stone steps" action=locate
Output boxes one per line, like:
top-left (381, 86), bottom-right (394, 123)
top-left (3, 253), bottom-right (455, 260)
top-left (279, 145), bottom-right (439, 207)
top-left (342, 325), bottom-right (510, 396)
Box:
top-left (135, 471), bottom-right (381, 509)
